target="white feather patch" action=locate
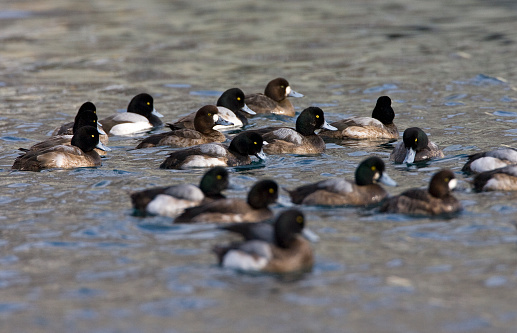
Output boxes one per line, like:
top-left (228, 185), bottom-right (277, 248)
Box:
top-left (109, 122), bottom-right (152, 135)
top-left (317, 178), bottom-right (353, 194)
top-left (470, 157), bottom-right (508, 173)
top-left (215, 107), bottom-right (243, 128)
top-left (198, 144), bottom-right (227, 156)
top-left (181, 156), bottom-right (227, 169)
top-left (268, 128), bottom-right (303, 144)
top-left (146, 194), bottom-right (201, 217)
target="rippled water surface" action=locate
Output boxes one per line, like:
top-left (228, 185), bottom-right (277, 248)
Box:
top-left (2, 0), bottom-right (517, 332)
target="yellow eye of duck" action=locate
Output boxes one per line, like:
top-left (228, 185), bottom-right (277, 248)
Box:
top-left (93, 120), bottom-right (96, 123)
top-left (216, 175), bottom-right (222, 180)
top-left (371, 166), bottom-right (376, 171)
top-left (147, 102), bottom-right (150, 106)
top-left (91, 134), bottom-right (94, 138)
top-left (254, 141), bottom-right (257, 145)
top-left (296, 216), bottom-right (304, 223)
top-left (316, 115), bottom-right (320, 118)
top-left (415, 138), bottom-right (418, 142)
top-left (444, 178), bottom-right (449, 182)
top-left (208, 113), bottom-right (211, 116)
top-left (269, 188), bottom-right (275, 194)
top-left (237, 97), bottom-right (241, 101)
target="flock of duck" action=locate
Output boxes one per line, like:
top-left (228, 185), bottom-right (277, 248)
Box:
top-left (11, 77), bottom-right (517, 274)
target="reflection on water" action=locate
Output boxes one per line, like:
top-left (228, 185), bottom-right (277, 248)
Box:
top-left (1, 0), bottom-right (517, 331)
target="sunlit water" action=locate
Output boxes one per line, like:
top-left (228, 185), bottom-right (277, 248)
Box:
top-left (1, 0), bottom-right (517, 332)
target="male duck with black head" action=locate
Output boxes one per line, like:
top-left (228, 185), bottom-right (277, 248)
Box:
top-left (174, 179), bottom-right (279, 223)
top-left (25, 110), bottom-right (107, 152)
top-left (52, 101), bottom-right (109, 139)
top-left (320, 96), bottom-right (398, 140)
top-left (159, 131), bottom-right (267, 169)
top-left (390, 127), bottom-right (444, 163)
top-left (12, 126), bottom-right (110, 172)
top-left (100, 93), bottom-right (164, 135)
top-left (130, 166), bottom-right (230, 217)
top-left (287, 156), bottom-right (397, 206)
top-left (380, 169), bottom-right (461, 216)
top-left (245, 77), bottom-right (304, 117)
top-left (213, 209), bottom-right (314, 274)
top-left (252, 106), bottom-right (337, 155)
top-left (135, 105), bottom-right (232, 149)
top-left (170, 88), bottom-right (256, 130)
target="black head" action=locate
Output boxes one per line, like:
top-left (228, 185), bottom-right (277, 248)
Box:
top-left (402, 127), bottom-right (429, 151)
top-left (72, 110), bottom-right (99, 134)
top-left (264, 77), bottom-right (290, 101)
top-left (217, 88), bottom-right (246, 112)
top-left (371, 96), bottom-right (395, 125)
top-left (71, 126), bottom-right (101, 152)
top-left (193, 105), bottom-right (220, 133)
top-left (76, 101), bottom-right (96, 115)
top-left (199, 166), bottom-right (229, 197)
top-left (274, 209), bottom-right (305, 249)
top-left (295, 107), bottom-right (332, 135)
top-left (247, 179), bottom-right (278, 209)
top-left (127, 93), bottom-right (155, 118)
top-left (355, 156), bottom-right (386, 186)
top-left (228, 131), bottom-right (265, 157)
top-left (428, 169), bottom-right (457, 198)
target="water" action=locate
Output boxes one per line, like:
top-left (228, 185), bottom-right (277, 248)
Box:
top-left (1, 0), bottom-right (517, 331)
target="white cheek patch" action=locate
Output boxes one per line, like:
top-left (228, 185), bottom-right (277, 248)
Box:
top-left (213, 114), bottom-right (219, 122)
top-left (285, 86), bottom-right (292, 96)
top-left (448, 178), bottom-right (457, 190)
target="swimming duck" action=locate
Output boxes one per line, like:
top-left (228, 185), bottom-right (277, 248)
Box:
top-left (320, 96), bottom-right (398, 140)
top-left (51, 102), bottom-right (109, 145)
top-left (390, 127), bottom-right (444, 163)
top-left (287, 156), bottom-right (397, 206)
top-left (12, 126), bottom-right (110, 172)
top-left (380, 169), bottom-right (461, 216)
top-left (174, 179), bottom-right (278, 223)
top-left (159, 131), bottom-right (267, 169)
top-left (462, 148), bottom-right (517, 174)
top-left (100, 93), bottom-right (164, 135)
top-left (251, 106), bottom-right (337, 155)
top-left (212, 209), bottom-right (314, 273)
top-left (245, 77), bottom-right (304, 117)
top-left (130, 166), bottom-right (230, 217)
top-left (170, 88), bottom-right (256, 130)
top-left (473, 165), bottom-right (517, 191)
top-left (135, 105), bottom-right (232, 149)
top-left (24, 110), bottom-right (107, 152)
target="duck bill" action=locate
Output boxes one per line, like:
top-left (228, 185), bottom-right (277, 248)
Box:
top-left (378, 172), bottom-right (397, 187)
top-left (403, 148), bottom-right (416, 164)
top-left (302, 228), bottom-right (320, 243)
top-left (215, 117), bottom-right (234, 126)
top-left (151, 108), bottom-right (164, 118)
top-left (96, 141), bottom-right (111, 152)
top-left (97, 125), bottom-right (107, 135)
top-left (255, 149), bottom-right (267, 160)
top-left (241, 104), bottom-right (256, 115)
top-left (321, 121), bottom-right (338, 131)
top-left (285, 86), bottom-right (304, 98)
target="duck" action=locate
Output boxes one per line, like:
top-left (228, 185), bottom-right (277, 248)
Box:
top-left (319, 96), bottom-right (398, 140)
top-left (212, 209), bottom-right (314, 273)
top-left (130, 166), bottom-right (230, 217)
top-left (287, 156), bottom-right (397, 206)
top-left (51, 102), bottom-right (109, 145)
top-left (245, 77), bottom-right (304, 117)
top-left (169, 88), bottom-right (256, 131)
top-left (159, 131), bottom-right (267, 169)
top-left (23, 110), bottom-right (107, 152)
top-left (174, 179), bottom-right (279, 223)
top-left (135, 105), bottom-right (232, 149)
top-left (12, 126), bottom-right (110, 172)
top-left (473, 165), bottom-right (517, 191)
top-left (251, 106), bottom-right (337, 154)
top-left (380, 169), bottom-right (461, 216)
top-left (100, 93), bottom-right (163, 135)
top-left (390, 127), bottom-right (444, 163)
top-left (462, 148), bottom-right (517, 174)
